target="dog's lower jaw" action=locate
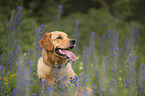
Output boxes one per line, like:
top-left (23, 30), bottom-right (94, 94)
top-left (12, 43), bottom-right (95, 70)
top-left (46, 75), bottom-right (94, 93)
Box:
top-left (42, 49), bottom-right (68, 67)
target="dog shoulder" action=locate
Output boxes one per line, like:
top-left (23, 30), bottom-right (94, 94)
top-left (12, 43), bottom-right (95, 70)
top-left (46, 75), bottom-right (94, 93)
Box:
top-left (37, 57), bottom-right (51, 79)
top-left (66, 62), bottom-right (77, 78)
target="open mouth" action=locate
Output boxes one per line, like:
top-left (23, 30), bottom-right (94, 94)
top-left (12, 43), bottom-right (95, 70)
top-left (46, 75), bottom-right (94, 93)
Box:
top-left (55, 48), bottom-right (76, 61)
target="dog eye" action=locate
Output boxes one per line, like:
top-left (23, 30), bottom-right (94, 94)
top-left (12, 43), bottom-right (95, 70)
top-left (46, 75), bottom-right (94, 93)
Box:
top-left (57, 36), bottom-right (62, 39)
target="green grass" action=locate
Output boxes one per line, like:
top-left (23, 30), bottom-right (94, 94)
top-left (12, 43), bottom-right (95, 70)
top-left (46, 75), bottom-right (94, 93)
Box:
top-left (0, 5), bottom-right (145, 96)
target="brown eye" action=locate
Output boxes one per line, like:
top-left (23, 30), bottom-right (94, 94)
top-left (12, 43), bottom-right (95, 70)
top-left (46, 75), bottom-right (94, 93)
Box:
top-left (57, 36), bottom-right (62, 39)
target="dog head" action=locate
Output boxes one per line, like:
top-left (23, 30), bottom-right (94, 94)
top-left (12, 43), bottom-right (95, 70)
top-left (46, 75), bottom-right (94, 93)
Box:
top-left (39, 31), bottom-right (76, 61)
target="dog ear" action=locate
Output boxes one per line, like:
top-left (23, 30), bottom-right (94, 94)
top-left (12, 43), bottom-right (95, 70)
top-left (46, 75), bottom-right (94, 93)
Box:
top-left (39, 33), bottom-right (53, 51)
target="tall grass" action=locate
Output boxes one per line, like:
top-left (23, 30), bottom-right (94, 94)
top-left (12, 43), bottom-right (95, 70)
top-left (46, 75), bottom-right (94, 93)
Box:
top-left (0, 5), bottom-right (145, 96)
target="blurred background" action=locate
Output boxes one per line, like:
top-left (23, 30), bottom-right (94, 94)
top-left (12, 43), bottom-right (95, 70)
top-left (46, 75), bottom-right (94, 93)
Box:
top-left (0, 1), bottom-right (145, 95)
top-left (0, 0), bottom-right (145, 54)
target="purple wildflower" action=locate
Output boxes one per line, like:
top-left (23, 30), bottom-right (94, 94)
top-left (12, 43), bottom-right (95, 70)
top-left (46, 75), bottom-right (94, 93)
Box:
top-left (138, 64), bottom-right (145, 95)
top-left (34, 25), bottom-right (45, 59)
top-left (53, 5), bottom-right (63, 30)
top-left (6, 6), bottom-right (22, 61)
top-left (100, 34), bottom-right (105, 54)
top-left (70, 75), bottom-right (78, 91)
top-left (15, 6), bottom-right (21, 30)
top-left (0, 65), bottom-right (4, 95)
top-left (82, 32), bottom-right (97, 71)
top-left (53, 63), bottom-right (61, 94)
top-left (73, 20), bottom-right (79, 51)
top-left (108, 30), bottom-right (119, 87)
top-left (57, 5), bottom-right (63, 11)
top-left (7, 6), bottom-right (22, 53)
top-left (7, 51), bottom-right (14, 71)
top-left (14, 57), bottom-right (31, 95)
top-left (129, 24), bottom-right (139, 50)
top-left (89, 32), bottom-right (96, 55)
top-left (15, 6), bottom-right (21, 47)
top-left (124, 24), bottom-right (139, 95)
top-left (82, 46), bottom-right (89, 71)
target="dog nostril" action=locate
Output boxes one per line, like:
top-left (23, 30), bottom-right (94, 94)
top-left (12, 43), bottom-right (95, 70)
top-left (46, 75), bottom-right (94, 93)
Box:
top-left (70, 39), bottom-right (76, 44)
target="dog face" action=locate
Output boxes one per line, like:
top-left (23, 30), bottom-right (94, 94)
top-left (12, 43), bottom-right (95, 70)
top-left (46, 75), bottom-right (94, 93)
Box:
top-left (39, 31), bottom-right (76, 61)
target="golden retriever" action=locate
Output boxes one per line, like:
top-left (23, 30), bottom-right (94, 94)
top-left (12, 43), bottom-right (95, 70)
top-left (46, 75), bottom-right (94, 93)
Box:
top-left (37, 31), bottom-right (78, 90)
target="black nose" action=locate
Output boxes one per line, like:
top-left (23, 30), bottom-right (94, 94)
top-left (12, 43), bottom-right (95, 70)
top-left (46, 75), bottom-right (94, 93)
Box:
top-left (70, 39), bottom-right (76, 45)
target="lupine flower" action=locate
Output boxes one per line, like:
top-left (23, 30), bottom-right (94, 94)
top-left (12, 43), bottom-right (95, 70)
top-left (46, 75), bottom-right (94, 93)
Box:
top-left (123, 24), bottom-right (139, 95)
top-left (0, 65), bottom-right (4, 95)
top-left (82, 46), bottom-right (90, 71)
top-left (73, 20), bottom-right (79, 51)
top-left (53, 5), bottom-right (63, 30)
top-left (70, 75), bottom-right (78, 90)
top-left (82, 32), bottom-right (97, 71)
top-left (15, 6), bottom-right (22, 52)
top-left (13, 57), bottom-right (31, 95)
top-left (125, 51), bottom-right (137, 95)
top-left (108, 30), bottom-right (119, 87)
top-left (7, 15), bottom-right (15, 52)
top-left (91, 32), bottom-right (97, 61)
top-left (35, 28), bottom-right (39, 51)
top-left (137, 64), bottom-right (145, 95)
top-left (0, 54), bottom-right (6, 95)
top-left (100, 34), bottom-right (105, 54)
top-left (15, 6), bottom-right (21, 34)
top-left (82, 75), bottom-right (89, 95)
top-left (7, 14), bottom-right (14, 49)
top-left (89, 32), bottom-right (96, 56)
top-left (34, 25), bottom-right (45, 59)
top-left (39, 25), bottom-right (45, 36)
top-left (6, 6), bottom-right (22, 61)
top-left (39, 80), bottom-right (47, 96)
top-left (135, 26), bottom-right (139, 45)
top-left (57, 5), bottom-right (63, 12)
top-left (7, 51), bottom-right (13, 71)
top-left (129, 24), bottom-right (139, 50)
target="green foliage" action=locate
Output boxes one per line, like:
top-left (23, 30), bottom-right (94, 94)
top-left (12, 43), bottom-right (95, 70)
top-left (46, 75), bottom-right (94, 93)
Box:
top-left (0, 0), bottom-right (145, 54)
top-left (0, 0), bottom-right (145, 95)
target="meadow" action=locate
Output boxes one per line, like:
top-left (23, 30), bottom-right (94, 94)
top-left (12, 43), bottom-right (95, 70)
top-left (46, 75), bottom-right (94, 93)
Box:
top-left (0, 5), bottom-right (145, 96)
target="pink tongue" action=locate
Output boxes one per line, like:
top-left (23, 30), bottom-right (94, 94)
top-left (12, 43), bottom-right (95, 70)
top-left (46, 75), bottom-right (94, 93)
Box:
top-left (59, 50), bottom-right (76, 61)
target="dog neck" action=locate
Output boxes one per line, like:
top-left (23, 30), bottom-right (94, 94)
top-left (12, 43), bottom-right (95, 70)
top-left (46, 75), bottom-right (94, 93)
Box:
top-left (42, 49), bottom-right (69, 68)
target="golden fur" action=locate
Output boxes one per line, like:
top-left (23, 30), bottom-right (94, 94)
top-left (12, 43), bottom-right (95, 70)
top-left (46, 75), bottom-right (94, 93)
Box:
top-left (37, 31), bottom-right (77, 87)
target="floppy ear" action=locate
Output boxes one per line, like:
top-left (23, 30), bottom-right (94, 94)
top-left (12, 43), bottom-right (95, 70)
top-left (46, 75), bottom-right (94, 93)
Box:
top-left (39, 33), bottom-right (53, 51)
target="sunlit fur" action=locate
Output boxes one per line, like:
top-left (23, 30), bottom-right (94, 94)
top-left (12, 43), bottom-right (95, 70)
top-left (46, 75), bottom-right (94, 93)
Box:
top-left (37, 31), bottom-right (78, 89)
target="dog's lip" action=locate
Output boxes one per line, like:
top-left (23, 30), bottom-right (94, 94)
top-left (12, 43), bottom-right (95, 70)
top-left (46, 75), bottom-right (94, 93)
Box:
top-left (55, 47), bottom-right (76, 61)
top-left (56, 47), bottom-right (69, 50)
top-left (55, 48), bottom-right (69, 58)
top-left (69, 46), bottom-right (74, 49)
